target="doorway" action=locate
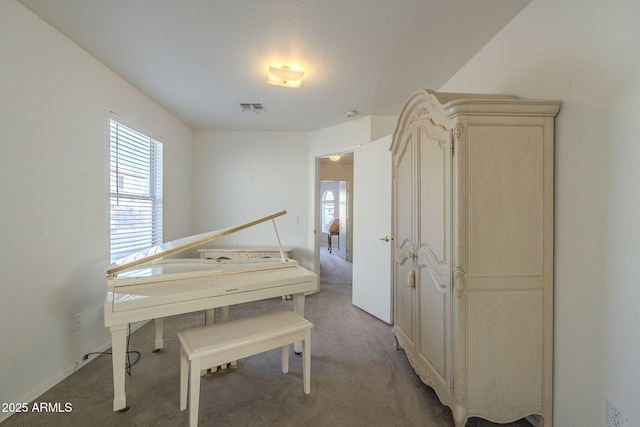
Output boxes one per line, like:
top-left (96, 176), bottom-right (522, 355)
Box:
top-left (317, 153), bottom-right (353, 262)
top-left (320, 180), bottom-right (348, 260)
top-left (317, 152), bottom-right (354, 294)
top-left (314, 137), bottom-right (393, 324)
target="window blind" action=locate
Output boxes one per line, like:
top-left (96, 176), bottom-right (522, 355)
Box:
top-left (110, 119), bottom-right (163, 262)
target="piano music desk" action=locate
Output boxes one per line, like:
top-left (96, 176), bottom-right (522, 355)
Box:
top-left (198, 246), bottom-right (293, 261)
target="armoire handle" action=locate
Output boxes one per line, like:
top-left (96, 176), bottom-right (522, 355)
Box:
top-left (407, 270), bottom-right (415, 288)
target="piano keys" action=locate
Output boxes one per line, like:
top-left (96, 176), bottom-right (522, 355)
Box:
top-left (104, 210), bottom-right (317, 412)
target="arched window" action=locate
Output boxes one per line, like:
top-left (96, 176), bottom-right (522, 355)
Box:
top-left (322, 190), bottom-right (335, 233)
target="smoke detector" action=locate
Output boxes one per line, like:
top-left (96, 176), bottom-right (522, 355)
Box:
top-left (345, 110), bottom-right (357, 118)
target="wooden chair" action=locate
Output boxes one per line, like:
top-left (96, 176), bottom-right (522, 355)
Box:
top-left (328, 219), bottom-right (340, 253)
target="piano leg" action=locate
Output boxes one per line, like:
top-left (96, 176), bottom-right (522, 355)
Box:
top-left (220, 307), bottom-right (234, 368)
top-left (110, 324), bottom-right (128, 412)
top-left (204, 306), bottom-right (230, 325)
top-left (154, 318), bottom-right (164, 351)
top-left (204, 307), bottom-right (234, 370)
top-left (203, 309), bottom-right (218, 374)
top-left (293, 293), bottom-right (306, 354)
top-left (205, 308), bottom-right (215, 325)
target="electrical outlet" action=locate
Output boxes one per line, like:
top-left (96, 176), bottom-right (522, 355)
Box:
top-left (607, 399), bottom-right (625, 427)
top-left (73, 313), bottom-right (81, 332)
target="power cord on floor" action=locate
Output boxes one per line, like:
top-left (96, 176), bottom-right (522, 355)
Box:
top-left (82, 323), bottom-right (141, 376)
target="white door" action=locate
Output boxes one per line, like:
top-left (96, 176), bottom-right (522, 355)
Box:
top-left (352, 135), bottom-right (393, 323)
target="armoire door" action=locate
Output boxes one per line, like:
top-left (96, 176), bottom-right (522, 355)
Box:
top-left (415, 119), bottom-right (452, 392)
top-left (392, 127), bottom-right (415, 350)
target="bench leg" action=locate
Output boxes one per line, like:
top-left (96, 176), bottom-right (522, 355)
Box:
top-left (303, 329), bottom-right (311, 394)
top-left (189, 358), bottom-right (201, 427)
top-left (281, 344), bottom-right (289, 373)
top-left (180, 348), bottom-right (188, 411)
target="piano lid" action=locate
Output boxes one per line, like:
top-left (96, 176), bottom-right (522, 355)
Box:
top-left (105, 210), bottom-right (287, 277)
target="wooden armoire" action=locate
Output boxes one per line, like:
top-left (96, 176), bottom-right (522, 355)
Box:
top-left (390, 90), bottom-right (561, 427)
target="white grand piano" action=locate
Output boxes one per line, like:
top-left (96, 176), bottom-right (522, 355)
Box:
top-left (104, 210), bottom-right (317, 412)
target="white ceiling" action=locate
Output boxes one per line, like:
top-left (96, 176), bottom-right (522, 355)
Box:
top-left (18, 0), bottom-right (530, 132)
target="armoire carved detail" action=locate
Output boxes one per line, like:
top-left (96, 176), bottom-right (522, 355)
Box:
top-left (407, 105), bottom-right (430, 127)
top-left (405, 349), bottom-right (436, 389)
top-left (418, 118), bottom-right (448, 149)
top-left (454, 122), bottom-right (465, 140)
top-left (394, 238), bottom-right (413, 266)
top-left (417, 245), bottom-right (448, 292)
top-left (391, 89), bottom-right (560, 427)
top-left (453, 268), bottom-right (467, 406)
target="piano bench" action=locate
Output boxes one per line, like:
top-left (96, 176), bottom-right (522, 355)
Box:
top-left (177, 310), bottom-right (313, 427)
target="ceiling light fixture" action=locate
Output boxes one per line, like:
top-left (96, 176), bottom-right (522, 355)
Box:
top-left (267, 65), bottom-right (305, 88)
top-left (329, 155), bottom-right (341, 161)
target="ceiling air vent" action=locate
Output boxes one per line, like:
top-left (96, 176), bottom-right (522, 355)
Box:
top-left (240, 102), bottom-right (267, 113)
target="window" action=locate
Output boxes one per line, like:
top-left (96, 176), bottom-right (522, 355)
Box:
top-left (110, 119), bottom-right (163, 262)
top-left (321, 190), bottom-right (335, 233)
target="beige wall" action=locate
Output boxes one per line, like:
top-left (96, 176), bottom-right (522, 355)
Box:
top-left (192, 130), bottom-right (312, 266)
top-left (440, 0), bottom-right (640, 425)
top-left (0, 1), bottom-right (193, 419)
